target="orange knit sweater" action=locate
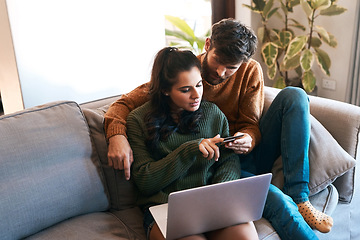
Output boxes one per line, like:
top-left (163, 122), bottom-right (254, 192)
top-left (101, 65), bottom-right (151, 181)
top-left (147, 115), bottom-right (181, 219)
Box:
top-left (104, 58), bottom-right (264, 152)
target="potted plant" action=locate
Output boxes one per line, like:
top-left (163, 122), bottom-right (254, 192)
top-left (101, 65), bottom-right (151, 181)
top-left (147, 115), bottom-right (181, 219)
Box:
top-left (243, 0), bottom-right (347, 93)
top-left (165, 15), bottom-right (210, 55)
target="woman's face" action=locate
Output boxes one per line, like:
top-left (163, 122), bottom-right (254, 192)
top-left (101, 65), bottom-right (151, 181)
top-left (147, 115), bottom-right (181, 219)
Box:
top-left (165, 66), bottom-right (203, 113)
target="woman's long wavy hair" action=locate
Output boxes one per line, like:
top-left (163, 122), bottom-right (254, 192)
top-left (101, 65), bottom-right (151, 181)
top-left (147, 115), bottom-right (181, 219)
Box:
top-left (145, 47), bottom-right (203, 150)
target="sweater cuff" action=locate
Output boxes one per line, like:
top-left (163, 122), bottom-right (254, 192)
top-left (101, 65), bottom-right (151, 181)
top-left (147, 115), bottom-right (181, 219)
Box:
top-left (106, 125), bottom-right (127, 140)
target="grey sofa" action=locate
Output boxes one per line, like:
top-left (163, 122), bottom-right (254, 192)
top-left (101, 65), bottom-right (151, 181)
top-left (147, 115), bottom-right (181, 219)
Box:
top-left (0, 86), bottom-right (359, 240)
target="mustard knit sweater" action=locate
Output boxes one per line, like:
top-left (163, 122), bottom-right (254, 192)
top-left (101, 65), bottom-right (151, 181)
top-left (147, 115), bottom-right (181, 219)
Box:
top-left (127, 101), bottom-right (241, 210)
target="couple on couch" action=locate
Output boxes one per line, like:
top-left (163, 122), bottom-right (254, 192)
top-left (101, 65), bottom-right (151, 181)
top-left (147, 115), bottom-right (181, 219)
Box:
top-left (104, 18), bottom-right (332, 240)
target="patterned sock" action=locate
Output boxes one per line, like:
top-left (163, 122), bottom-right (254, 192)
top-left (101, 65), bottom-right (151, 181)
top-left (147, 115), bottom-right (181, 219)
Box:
top-left (297, 201), bottom-right (333, 233)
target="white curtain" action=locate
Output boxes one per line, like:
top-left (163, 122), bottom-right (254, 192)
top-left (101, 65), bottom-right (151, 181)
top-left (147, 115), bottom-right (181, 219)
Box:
top-left (347, 1), bottom-right (360, 106)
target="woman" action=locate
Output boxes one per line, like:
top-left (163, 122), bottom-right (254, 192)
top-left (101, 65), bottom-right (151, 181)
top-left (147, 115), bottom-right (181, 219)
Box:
top-left (126, 47), bottom-right (258, 240)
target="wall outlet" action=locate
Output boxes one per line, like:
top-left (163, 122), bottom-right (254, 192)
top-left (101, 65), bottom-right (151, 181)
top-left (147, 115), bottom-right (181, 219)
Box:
top-left (322, 79), bottom-right (336, 90)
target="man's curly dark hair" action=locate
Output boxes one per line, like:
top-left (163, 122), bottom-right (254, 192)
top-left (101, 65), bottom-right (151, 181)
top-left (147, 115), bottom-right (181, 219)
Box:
top-left (209, 18), bottom-right (258, 65)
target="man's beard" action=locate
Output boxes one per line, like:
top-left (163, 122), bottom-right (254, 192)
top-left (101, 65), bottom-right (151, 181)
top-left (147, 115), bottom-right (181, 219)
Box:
top-left (201, 52), bottom-right (211, 83)
top-left (201, 52), bottom-right (226, 85)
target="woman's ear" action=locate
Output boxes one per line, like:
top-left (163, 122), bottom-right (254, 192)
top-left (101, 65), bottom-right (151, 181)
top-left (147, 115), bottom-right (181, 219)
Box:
top-left (163, 91), bottom-right (169, 96)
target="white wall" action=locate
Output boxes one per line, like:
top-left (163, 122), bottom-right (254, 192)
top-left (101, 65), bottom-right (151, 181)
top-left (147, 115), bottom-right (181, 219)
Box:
top-left (236, 0), bottom-right (357, 102)
top-left (0, 0), bottom-right (165, 113)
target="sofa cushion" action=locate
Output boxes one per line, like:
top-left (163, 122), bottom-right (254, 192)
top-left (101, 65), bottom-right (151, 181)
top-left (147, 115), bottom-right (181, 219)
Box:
top-left (82, 106), bottom-right (138, 211)
top-left (309, 184), bottom-right (339, 215)
top-left (254, 218), bottom-right (280, 240)
top-left (271, 115), bottom-right (356, 196)
top-left (0, 101), bottom-right (109, 240)
top-left (25, 208), bottom-right (146, 240)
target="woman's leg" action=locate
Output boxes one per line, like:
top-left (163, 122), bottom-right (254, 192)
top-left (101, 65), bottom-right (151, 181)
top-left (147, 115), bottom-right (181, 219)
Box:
top-left (149, 223), bottom-right (165, 240)
top-left (206, 222), bottom-right (258, 240)
top-left (149, 224), bottom-right (207, 240)
top-left (178, 234), bottom-right (207, 240)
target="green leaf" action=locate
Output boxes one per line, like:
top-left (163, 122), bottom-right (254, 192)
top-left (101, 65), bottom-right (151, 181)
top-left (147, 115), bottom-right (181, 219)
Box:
top-left (165, 15), bottom-right (195, 39)
top-left (274, 11), bottom-right (283, 20)
top-left (323, 33), bottom-right (337, 47)
top-left (253, 0), bottom-right (266, 11)
top-left (310, 37), bottom-right (322, 48)
top-left (300, 49), bottom-right (314, 71)
top-left (315, 48), bottom-right (331, 75)
top-left (267, 7), bottom-right (279, 19)
top-left (278, 31), bottom-right (292, 49)
top-left (295, 66), bottom-right (303, 77)
top-left (315, 25), bottom-right (330, 42)
top-left (310, 0), bottom-right (331, 10)
top-left (288, 18), bottom-right (306, 31)
top-left (289, 0), bottom-right (301, 8)
top-left (195, 37), bottom-right (206, 53)
top-left (261, 42), bottom-right (278, 67)
top-left (243, 4), bottom-right (263, 14)
top-left (263, 0), bottom-right (274, 20)
top-left (302, 70), bottom-right (317, 92)
top-left (165, 29), bottom-right (194, 46)
top-left (280, 1), bottom-right (288, 15)
top-left (267, 64), bottom-right (277, 80)
top-left (281, 54), bottom-right (301, 71)
top-left (257, 27), bottom-right (265, 43)
top-left (320, 4), bottom-right (347, 16)
top-left (269, 29), bottom-right (280, 42)
top-left (285, 35), bottom-right (308, 59)
top-left (300, 0), bottom-right (312, 18)
top-left (242, 4), bottom-right (255, 11)
top-left (273, 76), bottom-right (286, 89)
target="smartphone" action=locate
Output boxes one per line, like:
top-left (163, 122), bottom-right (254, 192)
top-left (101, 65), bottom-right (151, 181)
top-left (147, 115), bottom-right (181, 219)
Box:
top-left (221, 134), bottom-right (244, 144)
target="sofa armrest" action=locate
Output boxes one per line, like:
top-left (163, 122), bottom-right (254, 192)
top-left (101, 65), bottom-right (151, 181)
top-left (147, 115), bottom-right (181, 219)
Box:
top-left (307, 93), bottom-right (360, 202)
top-left (307, 96), bottom-right (360, 161)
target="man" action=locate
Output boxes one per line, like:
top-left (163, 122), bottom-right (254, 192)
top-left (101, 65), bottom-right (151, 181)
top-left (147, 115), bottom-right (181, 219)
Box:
top-left (104, 18), bottom-right (332, 239)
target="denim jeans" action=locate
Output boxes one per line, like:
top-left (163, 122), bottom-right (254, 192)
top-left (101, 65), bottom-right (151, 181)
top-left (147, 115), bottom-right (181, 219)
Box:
top-left (241, 87), bottom-right (318, 240)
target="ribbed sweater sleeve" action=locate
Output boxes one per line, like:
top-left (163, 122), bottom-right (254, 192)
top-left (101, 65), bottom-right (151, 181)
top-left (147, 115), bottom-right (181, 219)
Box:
top-left (104, 83), bottom-right (150, 139)
top-left (211, 149), bottom-right (242, 184)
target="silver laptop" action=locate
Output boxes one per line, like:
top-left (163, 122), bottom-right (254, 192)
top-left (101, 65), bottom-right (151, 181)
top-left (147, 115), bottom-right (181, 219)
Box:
top-left (149, 173), bottom-right (272, 240)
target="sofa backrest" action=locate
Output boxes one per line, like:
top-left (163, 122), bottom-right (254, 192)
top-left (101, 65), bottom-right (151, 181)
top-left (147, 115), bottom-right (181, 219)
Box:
top-left (81, 87), bottom-right (360, 205)
top-left (0, 101), bottom-right (109, 240)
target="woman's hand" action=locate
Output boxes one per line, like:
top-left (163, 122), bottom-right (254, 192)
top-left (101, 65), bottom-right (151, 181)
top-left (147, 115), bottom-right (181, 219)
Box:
top-left (199, 134), bottom-right (223, 161)
top-left (225, 132), bottom-right (252, 155)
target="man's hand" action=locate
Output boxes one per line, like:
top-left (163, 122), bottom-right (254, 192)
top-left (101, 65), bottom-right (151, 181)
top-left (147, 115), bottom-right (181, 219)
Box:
top-left (225, 132), bottom-right (252, 154)
top-left (199, 134), bottom-right (223, 161)
top-left (107, 135), bottom-right (134, 180)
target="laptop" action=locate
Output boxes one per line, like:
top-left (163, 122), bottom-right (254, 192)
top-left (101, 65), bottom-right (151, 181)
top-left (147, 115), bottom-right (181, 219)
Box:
top-left (149, 173), bottom-right (272, 240)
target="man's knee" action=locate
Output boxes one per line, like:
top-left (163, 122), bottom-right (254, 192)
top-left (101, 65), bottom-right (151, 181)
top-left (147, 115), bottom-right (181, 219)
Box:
top-left (265, 185), bottom-right (298, 217)
top-left (279, 87), bottom-right (309, 103)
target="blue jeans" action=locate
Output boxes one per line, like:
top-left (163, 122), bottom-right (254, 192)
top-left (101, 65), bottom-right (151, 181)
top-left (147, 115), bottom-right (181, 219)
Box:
top-left (241, 87), bottom-right (318, 240)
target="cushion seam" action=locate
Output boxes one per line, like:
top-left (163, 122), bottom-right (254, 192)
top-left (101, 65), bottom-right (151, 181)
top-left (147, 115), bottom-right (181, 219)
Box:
top-left (0, 101), bottom-right (78, 120)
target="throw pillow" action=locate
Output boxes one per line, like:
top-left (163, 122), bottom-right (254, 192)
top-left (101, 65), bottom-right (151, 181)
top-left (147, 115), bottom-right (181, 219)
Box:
top-left (271, 115), bottom-right (356, 196)
top-left (82, 106), bottom-right (138, 210)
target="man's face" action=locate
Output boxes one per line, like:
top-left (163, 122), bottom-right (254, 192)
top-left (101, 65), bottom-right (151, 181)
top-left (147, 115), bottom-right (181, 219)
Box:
top-left (202, 48), bottom-right (242, 85)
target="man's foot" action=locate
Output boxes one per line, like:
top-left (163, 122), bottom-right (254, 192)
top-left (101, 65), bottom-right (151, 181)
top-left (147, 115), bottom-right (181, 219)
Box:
top-left (297, 201), bottom-right (333, 233)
